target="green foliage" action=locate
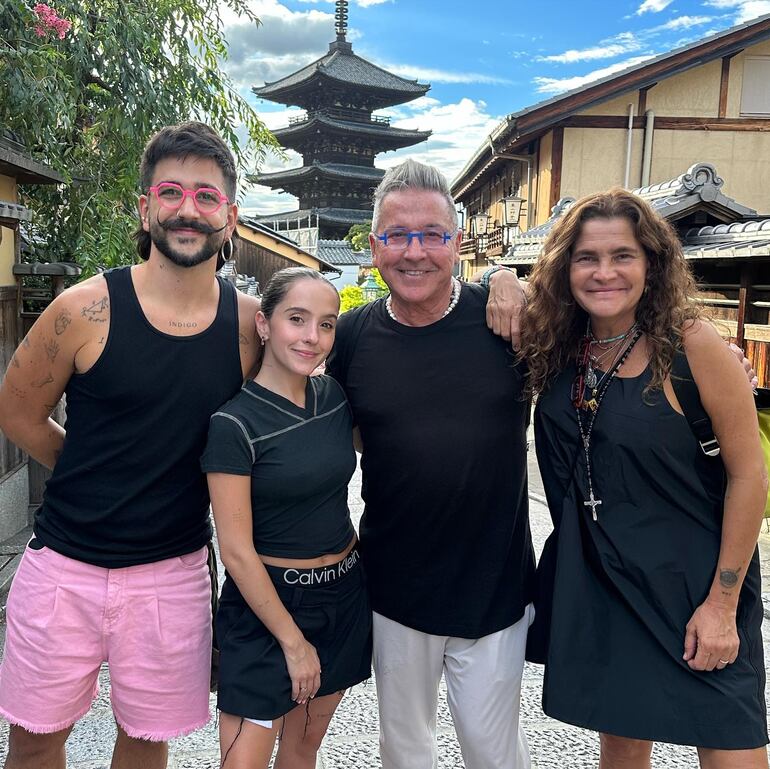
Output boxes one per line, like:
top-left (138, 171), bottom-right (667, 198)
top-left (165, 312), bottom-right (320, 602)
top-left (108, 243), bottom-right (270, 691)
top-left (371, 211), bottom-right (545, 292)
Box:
top-left (371, 268), bottom-right (387, 292)
top-left (1, 0), bottom-right (279, 276)
top-left (339, 284), bottom-right (365, 313)
top-left (344, 222), bottom-right (371, 252)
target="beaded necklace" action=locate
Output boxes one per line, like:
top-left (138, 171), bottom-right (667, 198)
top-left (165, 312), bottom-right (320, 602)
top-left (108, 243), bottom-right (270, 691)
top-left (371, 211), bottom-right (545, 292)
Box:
top-left (576, 328), bottom-right (643, 522)
top-left (385, 277), bottom-right (461, 323)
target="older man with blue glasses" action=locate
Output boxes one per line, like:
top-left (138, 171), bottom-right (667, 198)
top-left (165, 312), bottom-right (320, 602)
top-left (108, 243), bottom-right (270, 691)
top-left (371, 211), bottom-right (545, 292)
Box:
top-left (326, 158), bottom-right (534, 769)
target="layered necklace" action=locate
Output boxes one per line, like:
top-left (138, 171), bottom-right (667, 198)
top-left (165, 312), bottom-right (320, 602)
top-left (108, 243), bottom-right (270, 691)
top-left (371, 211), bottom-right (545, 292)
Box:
top-left (572, 322), bottom-right (642, 522)
top-left (385, 277), bottom-right (461, 323)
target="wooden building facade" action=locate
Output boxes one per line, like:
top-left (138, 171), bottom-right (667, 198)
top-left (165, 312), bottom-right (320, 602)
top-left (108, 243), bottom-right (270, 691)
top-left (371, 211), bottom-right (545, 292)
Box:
top-left (451, 14), bottom-right (770, 280)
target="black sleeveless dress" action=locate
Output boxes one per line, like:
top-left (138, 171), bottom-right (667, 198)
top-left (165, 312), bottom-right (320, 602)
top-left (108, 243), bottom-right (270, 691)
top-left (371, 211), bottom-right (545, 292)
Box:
top-left (532, 363), bottom-right (768, 749)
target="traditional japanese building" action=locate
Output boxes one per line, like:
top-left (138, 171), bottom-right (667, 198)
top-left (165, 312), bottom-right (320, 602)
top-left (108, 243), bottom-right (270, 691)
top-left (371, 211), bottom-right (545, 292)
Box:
top-left (252, 0), bottom-right (431, 240)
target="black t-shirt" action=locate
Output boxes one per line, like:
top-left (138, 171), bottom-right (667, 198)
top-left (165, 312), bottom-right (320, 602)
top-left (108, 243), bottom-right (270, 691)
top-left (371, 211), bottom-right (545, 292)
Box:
top-left (200, 375), bottom-right (356, 559)
top-left (327, 283), bottom-right (535, 638)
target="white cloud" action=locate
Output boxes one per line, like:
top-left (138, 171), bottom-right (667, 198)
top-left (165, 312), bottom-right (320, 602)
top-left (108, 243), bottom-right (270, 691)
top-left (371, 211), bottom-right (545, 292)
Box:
top-left (533, 55), bottom-right (655, 94)
top-left (704, 0), bottom-right (770, 21)
top-left (636, 0), bottom-right (674, 13)
top-left (539, 32), bottom-right (641, 63)
top-left (379, 62), bottom-right (513, 85)
top-left (654, 14), bottom-right (715, 29)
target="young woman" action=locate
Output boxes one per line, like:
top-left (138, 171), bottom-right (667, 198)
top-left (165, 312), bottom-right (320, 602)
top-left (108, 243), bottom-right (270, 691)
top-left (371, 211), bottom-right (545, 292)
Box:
top-left (520, 190), bottom-right (768, 768)
top-left (201, 267), bottom-right (371, 768)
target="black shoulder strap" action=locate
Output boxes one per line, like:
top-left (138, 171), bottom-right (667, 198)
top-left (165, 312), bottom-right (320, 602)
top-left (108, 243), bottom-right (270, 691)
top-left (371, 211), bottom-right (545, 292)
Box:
top-left (670, 350), bottom-right (721, 457)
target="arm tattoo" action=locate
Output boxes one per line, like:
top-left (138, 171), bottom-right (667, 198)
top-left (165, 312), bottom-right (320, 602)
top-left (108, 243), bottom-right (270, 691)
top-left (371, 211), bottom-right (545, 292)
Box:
top-left (22, 335), bottom-right (31, 349)
top-left (44, 338), bottom-right (60, 362)
top-left (11, 354), bottom-right (20, 368)
top-left (54, 309), bottom-right (72, 335)
top-left (32, 373), bottom-right (54, 388)
top-left (720, 568), bottom-right (740, 589)
top-left (239, 333), bottom-right (249, 346)
top-left (81, 296), bottom-right (109, 322)
top-left (10, 384), bottom-right (26, 399)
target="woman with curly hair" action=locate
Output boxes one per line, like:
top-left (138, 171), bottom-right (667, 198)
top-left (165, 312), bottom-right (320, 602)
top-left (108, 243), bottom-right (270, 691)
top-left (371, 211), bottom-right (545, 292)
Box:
top-left (520, 188), bottom-right (768, 767)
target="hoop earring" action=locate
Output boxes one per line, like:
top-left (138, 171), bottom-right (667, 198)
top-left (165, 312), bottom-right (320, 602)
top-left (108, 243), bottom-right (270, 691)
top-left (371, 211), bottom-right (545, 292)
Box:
top-left (220, 238), bottom-right (234, 263)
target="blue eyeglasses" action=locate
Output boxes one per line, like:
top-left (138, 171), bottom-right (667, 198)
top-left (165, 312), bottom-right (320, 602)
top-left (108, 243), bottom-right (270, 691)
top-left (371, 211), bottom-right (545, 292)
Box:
top-left (375, 229), bottom-right (456, 250)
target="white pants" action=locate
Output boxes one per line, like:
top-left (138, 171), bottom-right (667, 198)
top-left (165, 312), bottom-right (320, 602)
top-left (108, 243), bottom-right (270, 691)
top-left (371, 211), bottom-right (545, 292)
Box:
top-left (373, 607), bottom-right (533, 769)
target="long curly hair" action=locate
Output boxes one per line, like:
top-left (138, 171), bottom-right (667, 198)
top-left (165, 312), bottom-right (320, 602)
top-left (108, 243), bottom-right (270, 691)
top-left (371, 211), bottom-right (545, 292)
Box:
top-left (519, 188), bottom-right (701, 396)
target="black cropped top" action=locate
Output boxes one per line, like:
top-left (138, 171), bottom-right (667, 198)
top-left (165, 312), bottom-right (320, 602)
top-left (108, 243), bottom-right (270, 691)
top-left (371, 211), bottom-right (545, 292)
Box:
top-left (200, 375), bottom-right (356, 558)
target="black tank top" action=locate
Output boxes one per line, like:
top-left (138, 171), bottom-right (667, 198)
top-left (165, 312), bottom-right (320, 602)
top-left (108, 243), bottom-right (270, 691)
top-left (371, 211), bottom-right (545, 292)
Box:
top-left (35, 266), bottom-right (243, 567)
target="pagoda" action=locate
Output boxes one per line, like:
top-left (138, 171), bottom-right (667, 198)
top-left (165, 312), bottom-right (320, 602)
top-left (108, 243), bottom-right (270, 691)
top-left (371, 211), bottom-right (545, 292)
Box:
top-left (252, 0), bottom-right (431, 240)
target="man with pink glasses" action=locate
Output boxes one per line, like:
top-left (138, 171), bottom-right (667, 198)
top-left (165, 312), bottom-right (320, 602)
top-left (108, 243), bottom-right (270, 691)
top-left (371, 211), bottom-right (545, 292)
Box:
top-left (0, 122), bottom-right (261, 769)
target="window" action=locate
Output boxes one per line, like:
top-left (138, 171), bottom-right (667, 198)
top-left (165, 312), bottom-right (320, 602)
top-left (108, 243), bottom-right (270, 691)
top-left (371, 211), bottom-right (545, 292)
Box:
top-left (740, 56), bottom-right (770, 116)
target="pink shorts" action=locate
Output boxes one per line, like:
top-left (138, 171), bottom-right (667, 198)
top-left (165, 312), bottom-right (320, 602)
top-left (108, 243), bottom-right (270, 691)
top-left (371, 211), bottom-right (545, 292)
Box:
top-left (0, 542), bottom-right (212, 740)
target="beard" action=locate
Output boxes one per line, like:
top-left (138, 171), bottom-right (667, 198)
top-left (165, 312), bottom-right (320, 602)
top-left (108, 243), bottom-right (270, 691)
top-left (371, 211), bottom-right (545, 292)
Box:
top-left (149, 215), bottom-right (225, 268)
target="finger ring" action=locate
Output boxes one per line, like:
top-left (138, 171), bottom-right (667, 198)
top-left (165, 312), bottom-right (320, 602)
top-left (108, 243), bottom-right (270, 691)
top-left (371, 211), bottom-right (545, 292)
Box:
top-left (300, 686), bottom-right (307, 690)
top-left (719, 659), bottom-right (730, 664)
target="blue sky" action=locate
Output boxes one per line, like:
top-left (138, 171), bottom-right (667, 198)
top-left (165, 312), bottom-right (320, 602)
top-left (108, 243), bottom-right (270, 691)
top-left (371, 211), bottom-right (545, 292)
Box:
top-left (219, 0), bottom-right (770, 215)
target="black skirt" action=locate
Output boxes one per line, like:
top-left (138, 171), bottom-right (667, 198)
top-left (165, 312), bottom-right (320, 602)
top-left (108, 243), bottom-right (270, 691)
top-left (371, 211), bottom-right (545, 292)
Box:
top-left (216, 552), bottom-right (372, 721)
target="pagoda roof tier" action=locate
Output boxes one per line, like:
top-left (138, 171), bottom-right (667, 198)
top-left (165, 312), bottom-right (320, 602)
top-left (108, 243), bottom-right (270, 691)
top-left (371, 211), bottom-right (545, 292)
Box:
top-left (256, 207), bottom-right (373, 228)
top-left (255, 40), bottom-right (429, 109)
top-left (274, 112), bottom-right (431, 151)
top-left (252, 162), bottom-right (385, 188)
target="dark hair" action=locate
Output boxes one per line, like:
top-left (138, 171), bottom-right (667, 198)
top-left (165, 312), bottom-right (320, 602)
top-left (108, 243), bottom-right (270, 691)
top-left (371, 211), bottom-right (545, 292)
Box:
top-left (132, 121), bottom-right (238, 264)
top-left (261, 267), bottom-right (339, 318)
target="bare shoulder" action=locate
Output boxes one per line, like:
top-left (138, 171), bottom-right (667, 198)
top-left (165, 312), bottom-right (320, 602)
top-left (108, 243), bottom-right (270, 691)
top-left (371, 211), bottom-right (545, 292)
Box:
top-left (234, 291), bottom-right (261, 375)
top-left (681, 319), bottom-right (733, 367)
top-left (235, 291), bottom-right (261, 320)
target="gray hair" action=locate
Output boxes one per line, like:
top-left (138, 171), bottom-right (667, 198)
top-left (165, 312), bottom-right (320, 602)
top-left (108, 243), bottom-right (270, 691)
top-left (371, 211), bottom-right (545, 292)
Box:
top-left (372, 159), bottom-right (458, 232)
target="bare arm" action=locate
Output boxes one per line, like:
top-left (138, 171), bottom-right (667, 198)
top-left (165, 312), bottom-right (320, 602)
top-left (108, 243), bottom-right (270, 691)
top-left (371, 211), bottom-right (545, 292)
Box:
top-left (0, 281), bottom-right (107, 469)
top-left (235, 292), bottom-right (263, 380)
top-left (681, 321), bottom-right (767, 671)
top-left (470, 268), bottom-right (528, 347)
top-left (208, 472), bottom-right (320, 703)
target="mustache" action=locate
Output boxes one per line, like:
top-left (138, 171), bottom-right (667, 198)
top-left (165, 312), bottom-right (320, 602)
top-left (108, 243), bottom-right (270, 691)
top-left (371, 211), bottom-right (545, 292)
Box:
top-left (158, 217), bottom-right (225, 235)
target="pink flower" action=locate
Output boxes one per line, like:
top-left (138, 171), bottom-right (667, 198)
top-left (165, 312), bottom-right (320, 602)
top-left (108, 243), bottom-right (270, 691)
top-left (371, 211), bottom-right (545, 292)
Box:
top-left (32, 3), bottom-right (71, 39)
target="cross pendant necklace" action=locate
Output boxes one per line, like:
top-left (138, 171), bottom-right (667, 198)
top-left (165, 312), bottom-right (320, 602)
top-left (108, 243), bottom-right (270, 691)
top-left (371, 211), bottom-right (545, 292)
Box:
top-left (584, 490), bottom-right (603, 521)
top-left (575, 327), bottom-right (642, 523)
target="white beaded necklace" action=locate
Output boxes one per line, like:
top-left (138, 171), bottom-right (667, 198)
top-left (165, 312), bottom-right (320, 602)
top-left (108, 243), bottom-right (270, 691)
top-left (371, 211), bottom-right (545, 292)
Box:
top-left (385, 277), bottom-right (461, 323)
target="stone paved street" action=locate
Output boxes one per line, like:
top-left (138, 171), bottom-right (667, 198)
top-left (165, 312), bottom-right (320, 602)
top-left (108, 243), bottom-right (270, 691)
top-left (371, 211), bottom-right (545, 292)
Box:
top-left (2, 449), bottom-right (770, 766)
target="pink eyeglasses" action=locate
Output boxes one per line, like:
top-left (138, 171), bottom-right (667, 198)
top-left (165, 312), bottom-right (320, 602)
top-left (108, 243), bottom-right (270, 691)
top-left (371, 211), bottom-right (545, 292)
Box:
top-left (148, 182), bottom-right (230, 214)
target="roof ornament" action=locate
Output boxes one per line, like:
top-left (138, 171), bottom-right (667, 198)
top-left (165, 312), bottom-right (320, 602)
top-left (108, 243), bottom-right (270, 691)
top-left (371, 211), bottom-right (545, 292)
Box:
top-left (335, 0), bottom-right (348, 41)
top-left (676, 162), bottom-right (724, 202)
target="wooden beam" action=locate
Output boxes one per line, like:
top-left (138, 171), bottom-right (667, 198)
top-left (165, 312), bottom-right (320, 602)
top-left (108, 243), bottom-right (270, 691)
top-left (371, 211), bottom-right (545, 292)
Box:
top-left (736, 262), bottom-right (753, 348)
top-left (638, 84), bottom-right (655, 115)
top-left (718, 52), bottom-right (741, 119)
top-left (559, 115), bottom-right (770, 131)
top-left (549, 126), bottom-right (564, 213)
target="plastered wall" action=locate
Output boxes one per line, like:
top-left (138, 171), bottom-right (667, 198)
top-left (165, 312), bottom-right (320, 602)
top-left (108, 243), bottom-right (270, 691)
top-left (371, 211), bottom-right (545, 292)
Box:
top-left (0, 174), bottom-right (17, 287)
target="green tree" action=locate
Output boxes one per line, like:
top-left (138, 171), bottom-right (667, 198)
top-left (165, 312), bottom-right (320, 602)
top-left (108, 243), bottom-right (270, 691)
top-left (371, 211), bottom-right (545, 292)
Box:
top-left (1, 0), bottom-right (278, 275)
top-left (339, 284), bottom-right (365, 313)
top-left (344, 222), bottom-right (371, 252)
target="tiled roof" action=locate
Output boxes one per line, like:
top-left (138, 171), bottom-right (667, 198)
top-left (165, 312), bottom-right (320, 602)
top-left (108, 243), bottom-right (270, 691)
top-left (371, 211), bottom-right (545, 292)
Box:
top-left (274, 114), bottom-right (431, 147)
top-left (256, 41), bottom-right (429, 105)
top-left (237, 216), bottom-right (341, 273)
top-left (682, 219), bottom-right (770, 259)
top-left (635, 163), bottom-right (756, 220)
top-left (499, 163), bottom-right (758, 266)
top-left (0, 131), bottom-right (62, 184)
top-left (317, 239), bottom-right (372, 266)
top-left (253, 162), bottom-right (385, 186)
top-left (0, 200), bottom-right (31, 223)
